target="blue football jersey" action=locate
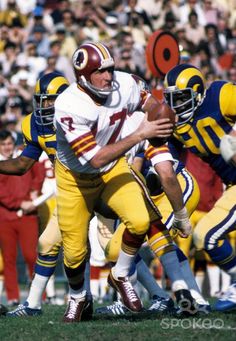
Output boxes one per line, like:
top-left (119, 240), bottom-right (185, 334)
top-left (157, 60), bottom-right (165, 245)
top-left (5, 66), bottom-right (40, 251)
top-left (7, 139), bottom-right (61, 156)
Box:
top-left (21, 113), bottom-right (57, 163)
top-left (173, 81), bottom-right (236, 185)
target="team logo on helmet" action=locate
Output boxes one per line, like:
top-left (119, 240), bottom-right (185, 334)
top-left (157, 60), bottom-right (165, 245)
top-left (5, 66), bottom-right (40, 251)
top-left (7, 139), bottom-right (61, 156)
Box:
top-left (73, 48), bottom-right (88, 71)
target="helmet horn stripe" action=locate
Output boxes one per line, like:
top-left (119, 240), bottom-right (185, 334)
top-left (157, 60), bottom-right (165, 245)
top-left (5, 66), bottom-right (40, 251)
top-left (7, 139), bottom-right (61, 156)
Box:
top-left (94, 43), bottom-right (111, 59)
top-left (176, 68), bottom-right (204, 89)
top-left (46, 76), bottom-right (69, 94)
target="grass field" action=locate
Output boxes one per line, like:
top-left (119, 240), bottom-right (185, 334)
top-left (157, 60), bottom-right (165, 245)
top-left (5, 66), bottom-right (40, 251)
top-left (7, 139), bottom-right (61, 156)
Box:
top-left (0, 303), bottom-right (235, 341)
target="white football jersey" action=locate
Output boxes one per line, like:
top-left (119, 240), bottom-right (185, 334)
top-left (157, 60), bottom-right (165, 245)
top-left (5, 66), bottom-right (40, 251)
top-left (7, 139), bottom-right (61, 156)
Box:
top-left (54, 71), bottom-right (148, 173)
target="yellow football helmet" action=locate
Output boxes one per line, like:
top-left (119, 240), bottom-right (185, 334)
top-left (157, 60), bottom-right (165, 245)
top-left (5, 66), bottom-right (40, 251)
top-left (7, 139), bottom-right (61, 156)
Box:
top-left (164, 64), bottom-right (206, 125)
top-left (33, 72), bottom-right (69, 126)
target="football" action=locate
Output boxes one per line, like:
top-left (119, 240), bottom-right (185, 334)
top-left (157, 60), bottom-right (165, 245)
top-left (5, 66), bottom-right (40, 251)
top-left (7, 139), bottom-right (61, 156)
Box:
top-left (147, 101), bottom-right (176, 147)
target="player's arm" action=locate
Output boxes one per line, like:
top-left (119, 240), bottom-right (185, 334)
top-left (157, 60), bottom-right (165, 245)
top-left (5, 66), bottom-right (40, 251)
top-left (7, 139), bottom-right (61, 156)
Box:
top-left (90, 114), bottom-right (173, 168)
top-left (0, 154), bottom-right (36, 175)
top-left (154, 160), bottom-right (191, 238)
top-left (145, 143), bottom-right (192, 237)
top-left (90, 80), bottom-right (174, 168)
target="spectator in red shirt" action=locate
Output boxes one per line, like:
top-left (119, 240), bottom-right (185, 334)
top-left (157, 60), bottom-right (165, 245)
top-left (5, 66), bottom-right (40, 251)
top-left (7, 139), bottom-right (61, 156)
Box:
top-left (0, 130), bottom-right (45, 306)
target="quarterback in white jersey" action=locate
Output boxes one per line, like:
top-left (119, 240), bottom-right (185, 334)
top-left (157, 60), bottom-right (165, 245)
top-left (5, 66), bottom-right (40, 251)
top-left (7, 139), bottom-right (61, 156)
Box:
top-left (55, 71), bottom-right (150, 174)
top-left (54, 42), bottom-right (176, 322)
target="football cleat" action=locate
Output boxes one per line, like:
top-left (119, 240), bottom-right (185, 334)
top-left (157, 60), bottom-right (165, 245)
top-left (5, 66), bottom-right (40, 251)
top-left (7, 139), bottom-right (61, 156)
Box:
top-left (193, 296), bottom-right (211, 315)
top-left (6, 302), bottom-right (42, 317)
top-left (148, 296), bottom-right (175, 313)
top-left (197, 304), bottom-right (212, 315)
top-left (175, 289), bottom-right (198, 316)
top-left (214, 282), bottom-right (236, 312)
top-left (95, 300), bottom-right (129, 316)
top-left (107, 269), bottom-right (143, 312)
top-left (63, 290), bottom-right (87, 323)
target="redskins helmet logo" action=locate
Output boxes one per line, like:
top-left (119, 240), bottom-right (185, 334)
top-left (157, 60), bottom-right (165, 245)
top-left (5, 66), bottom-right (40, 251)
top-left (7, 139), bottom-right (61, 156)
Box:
top-left (73, 48), bottom-right (88, 70)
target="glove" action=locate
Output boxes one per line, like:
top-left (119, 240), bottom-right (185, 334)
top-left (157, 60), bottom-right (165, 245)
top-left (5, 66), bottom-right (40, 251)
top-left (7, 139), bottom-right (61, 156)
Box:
top-left (220, 134), bottom-right (236, 165)
top-left (172, 207), bottom-right (192, 238)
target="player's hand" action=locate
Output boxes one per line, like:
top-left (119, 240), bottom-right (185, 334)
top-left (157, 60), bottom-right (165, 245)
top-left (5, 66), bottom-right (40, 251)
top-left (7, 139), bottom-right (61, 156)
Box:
top-left (220, 134), bottom-right (236, 166)
top-left (137, 113), bottom-right (174, 140)
top-left (172, 207), bottom-right (192, 238)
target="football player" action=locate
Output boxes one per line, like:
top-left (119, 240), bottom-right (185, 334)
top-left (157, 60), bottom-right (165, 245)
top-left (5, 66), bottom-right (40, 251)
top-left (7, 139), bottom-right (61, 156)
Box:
top-left (0, 73), bottom-right (85, 317)
top-left (54, 42), bottom-right (197, 322)
top-left (96, 111), bottom-right (210, 316)
top-left (164, 63), bottom-right (236, 312)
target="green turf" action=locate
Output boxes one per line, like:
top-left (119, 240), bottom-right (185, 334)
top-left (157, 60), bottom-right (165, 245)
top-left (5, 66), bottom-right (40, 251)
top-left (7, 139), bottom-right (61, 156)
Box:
top-left (0, 304), bottom-right (235, 341)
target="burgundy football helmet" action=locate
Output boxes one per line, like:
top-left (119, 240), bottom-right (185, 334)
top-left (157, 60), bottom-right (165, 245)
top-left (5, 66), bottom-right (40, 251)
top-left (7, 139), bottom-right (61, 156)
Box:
top-left (72, 42), bottom-right (119, 98)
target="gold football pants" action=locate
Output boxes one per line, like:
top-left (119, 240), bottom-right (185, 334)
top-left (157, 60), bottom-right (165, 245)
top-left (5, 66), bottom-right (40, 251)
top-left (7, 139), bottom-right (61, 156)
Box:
top-left (99, 168), bottom-right (199, 261)
top-left (193, 184), bottom-right (236, 250)
top-left (55, 157), bottom-right (151, 269)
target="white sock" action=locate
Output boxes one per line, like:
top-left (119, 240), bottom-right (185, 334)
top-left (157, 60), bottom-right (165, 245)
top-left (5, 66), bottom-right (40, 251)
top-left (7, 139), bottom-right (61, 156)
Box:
top-left (172, 279), bottom-right (188, 292)
top-left (45, 275), bottom-right (56, 298)
top-left (221, 270), bottom-right (231, 293)
top-left (207, 264), bottom-right (220, 296)
top-left (27, 274), bottom-right (49, 309)
top-left (113, 250), bottom-right (135, 278)
top-left (69, 288), bottom-right (86, 300)
top-left (190, 289), bottom-right (209, 305)
top-left (195, 271), bottom-right (205, 292)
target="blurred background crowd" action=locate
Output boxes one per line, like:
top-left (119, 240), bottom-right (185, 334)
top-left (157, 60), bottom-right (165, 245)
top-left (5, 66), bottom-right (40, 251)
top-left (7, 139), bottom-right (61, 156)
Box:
top-left (0, 0), bottom-right (236, 305)
top-left (1, 0), bottom-right (236, 143)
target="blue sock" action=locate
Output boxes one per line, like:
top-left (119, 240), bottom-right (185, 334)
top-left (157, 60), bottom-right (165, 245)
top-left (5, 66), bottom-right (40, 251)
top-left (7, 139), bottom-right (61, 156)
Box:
top-left (136, 258), bottom-right (169, 299)
top-left (35, 254), bottom-right (58, 277)
top-left (160, 251), bottom-right (186, 285)
top-left (206, 239), bottom-right (236, 272)
top-left (176, 247), bottom-right (202, 294)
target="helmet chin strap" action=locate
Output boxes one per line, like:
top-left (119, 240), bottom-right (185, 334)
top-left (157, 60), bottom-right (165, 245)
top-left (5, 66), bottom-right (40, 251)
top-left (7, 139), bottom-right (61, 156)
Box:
top-left (79, 76), bottom-right (119, 99)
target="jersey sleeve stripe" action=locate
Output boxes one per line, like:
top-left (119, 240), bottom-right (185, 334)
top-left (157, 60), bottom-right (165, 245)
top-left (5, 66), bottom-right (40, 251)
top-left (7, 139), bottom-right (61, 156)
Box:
top-left (74, 142), bottom-right (97, 158)
top-left (145, 145), bottom-right (169, 159)
top-left (69, 131), bottom-right (94, 148)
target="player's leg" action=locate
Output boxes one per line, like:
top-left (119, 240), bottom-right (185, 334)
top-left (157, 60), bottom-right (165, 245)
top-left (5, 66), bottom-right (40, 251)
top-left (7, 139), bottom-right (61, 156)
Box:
top-left (37, 197), bottom-right (61, 304)
top-left (151, 169), bottom-right (209, 309)
top-left (55, 159), bottom-right (101, 322)
top-left (96, 219), bottom-right (174, 315)
top-left (101, 158), bottom-right (150, 312)
top-left (193, 185), bottom-right (236, 311)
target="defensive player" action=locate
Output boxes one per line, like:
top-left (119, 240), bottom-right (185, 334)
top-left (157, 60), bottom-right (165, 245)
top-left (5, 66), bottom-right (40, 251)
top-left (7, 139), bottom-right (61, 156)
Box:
top-left (164, 63), bottom-right (236, 312)
top-left (54, 42), bottom-right (194, 322)
top-left (0, 73), bottom-right (83, 317)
